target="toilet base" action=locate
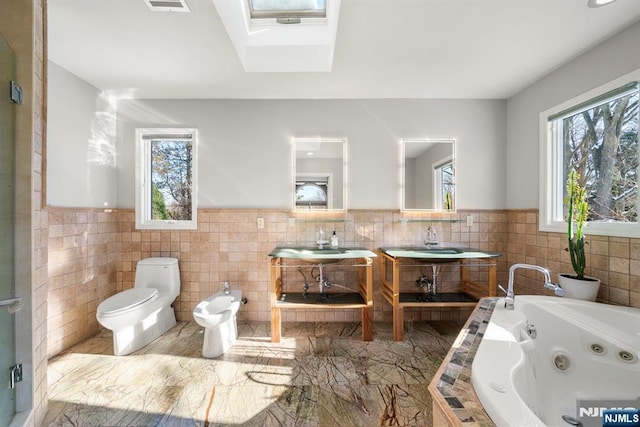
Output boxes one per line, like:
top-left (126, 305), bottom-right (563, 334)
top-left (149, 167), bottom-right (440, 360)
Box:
top-left (202, 315), bottom-right (238, 358)
top-left (112, 306), bottom-right (177, 356)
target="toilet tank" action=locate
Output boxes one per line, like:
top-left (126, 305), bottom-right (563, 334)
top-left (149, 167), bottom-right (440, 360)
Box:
top-left (134, 257), bottom-right (180, 296)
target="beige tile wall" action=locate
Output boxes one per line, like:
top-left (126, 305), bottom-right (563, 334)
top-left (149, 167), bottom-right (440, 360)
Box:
top-left (506, 210), bottom-right (640, 307)
top-left (46, 208), bottom-right (118, 358)
top-left (116, 209), bottom-right (509, 324)
top-left (46, 207), bottom-right (640, 358)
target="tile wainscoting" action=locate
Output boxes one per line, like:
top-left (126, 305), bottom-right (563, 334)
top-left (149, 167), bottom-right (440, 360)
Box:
top-left (47, 208), bottom-right (118, 357)
top-left (47, 208), bottom-right (640, 358)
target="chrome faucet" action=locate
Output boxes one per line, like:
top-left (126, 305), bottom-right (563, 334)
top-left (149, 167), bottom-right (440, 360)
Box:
top-left (425, 225), bottom-right (438, 248)
top-left (223, 281), bottom-right (231, 295)
top-left (499, 263), bottom-right (564, 310)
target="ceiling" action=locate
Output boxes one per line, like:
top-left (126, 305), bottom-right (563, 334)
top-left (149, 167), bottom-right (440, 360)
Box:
top-left (47, 0), bottom-right (640, 100)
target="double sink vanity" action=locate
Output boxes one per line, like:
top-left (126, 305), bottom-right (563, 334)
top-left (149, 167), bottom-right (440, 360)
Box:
top-left (268, 245), bottom-right (500, 342)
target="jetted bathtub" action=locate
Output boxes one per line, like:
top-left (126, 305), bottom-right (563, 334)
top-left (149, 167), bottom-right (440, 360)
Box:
top-left (471, 295), bottom-right (640, 427)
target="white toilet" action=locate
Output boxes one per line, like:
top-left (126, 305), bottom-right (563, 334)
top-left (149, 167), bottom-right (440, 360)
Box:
top-left (193, 289), bottom-right (243, 358)
top-left (97, 257), bottom-right (180, 356)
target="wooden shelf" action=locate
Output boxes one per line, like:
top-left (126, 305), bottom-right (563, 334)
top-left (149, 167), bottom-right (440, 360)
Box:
top-left (269, 255), bottom-right (374, 343)
top-left (397, 292), bottom-right (478, 306)
top-left (380, 251), bottom-right (498, 341)
top-left (275, 292), bottom-right (366, 308)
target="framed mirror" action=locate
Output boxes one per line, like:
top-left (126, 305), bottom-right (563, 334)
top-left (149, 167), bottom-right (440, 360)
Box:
top-left (402, 139), bottom-right (455, 211)
top-left (293, 138), bottom-right (346, 211)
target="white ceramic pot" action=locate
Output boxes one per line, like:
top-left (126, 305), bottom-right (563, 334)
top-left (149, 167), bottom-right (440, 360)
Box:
top-left (558, 273), bottom-right (600, 302)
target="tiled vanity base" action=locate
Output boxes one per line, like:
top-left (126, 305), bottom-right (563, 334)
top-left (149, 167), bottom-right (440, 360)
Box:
top-left (428, 298), bottom-right (497, 426)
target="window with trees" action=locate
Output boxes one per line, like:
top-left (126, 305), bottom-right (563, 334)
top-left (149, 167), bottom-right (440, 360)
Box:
top-left (433, 159), bottom-right (454, 211)
top-left (540, 77), bottom-right (639, 237)
top-left (135, 128), bottom-right (197, 230)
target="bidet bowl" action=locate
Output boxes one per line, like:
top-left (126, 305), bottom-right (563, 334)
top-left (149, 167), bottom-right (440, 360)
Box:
top-left (193, 290), bottom-right (242, 328)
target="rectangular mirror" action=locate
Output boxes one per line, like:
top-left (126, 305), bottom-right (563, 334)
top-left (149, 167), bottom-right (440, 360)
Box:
top-left (294, 138), bottom-right (346, 211)
top-left (402, 139), bottom-right (455, 211)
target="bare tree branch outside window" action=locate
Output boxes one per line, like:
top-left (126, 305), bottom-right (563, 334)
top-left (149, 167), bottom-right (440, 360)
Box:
top-left (151, 139), bottom-right (193, 221)
top-left (561, 87), bottom-right (639, 223)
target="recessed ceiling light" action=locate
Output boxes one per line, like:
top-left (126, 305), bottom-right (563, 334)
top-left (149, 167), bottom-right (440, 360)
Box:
top-left (306, 152), bottom-right (315, 156)
top-left (587, 0), bottom-right (618, 8)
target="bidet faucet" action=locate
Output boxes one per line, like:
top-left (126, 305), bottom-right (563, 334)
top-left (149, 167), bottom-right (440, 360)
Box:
top-left (500, 263), bottom-right (563, 310)
top-left (223, 281), bottom-right (231, 295)
top-left (425, 226), bottom-right (438, 248)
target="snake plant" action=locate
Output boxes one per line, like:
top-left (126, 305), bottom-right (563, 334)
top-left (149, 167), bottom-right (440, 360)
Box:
top-left (567, 170), bottom-right (589, 279)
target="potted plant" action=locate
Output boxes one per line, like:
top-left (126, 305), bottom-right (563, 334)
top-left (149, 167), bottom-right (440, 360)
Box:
top-left (558, 170), bottom-right (600, 301)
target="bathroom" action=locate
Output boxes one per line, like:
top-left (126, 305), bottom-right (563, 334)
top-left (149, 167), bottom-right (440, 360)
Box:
top-left (2, 0), bottom-right (640, 426)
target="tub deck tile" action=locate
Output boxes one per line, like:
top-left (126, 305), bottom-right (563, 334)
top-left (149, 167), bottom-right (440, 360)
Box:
top-left (428, 298), bottom-right (497, 426)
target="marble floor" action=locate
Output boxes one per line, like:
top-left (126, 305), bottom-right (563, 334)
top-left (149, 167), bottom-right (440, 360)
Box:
top-left (44, 320), bottom-right (461, 427)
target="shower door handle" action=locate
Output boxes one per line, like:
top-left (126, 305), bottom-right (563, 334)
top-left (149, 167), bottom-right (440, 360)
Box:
top-left (0, 296), bottom-right (22, 313)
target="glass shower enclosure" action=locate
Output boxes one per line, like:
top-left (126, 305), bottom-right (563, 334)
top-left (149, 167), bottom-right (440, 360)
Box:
top-left (0, 33), bottom-right (17, 425)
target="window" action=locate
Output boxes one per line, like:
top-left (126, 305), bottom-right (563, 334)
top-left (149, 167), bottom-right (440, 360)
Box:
top-left (135, 128), bottom-right (197, 230)
top-left (540, 75), bottom-right (639, 237)
top-left (248, 0), bottom-right (326, 20)
top-left (295, 174), bottom-right (331, 209)
top-left (434, 160), bottom-right (455, 211)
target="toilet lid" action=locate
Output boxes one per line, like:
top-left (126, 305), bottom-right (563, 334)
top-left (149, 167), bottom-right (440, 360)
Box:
top-left (97, 288), bottom-right (158, 315)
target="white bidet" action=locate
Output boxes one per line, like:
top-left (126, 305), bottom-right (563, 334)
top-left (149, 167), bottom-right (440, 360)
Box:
top-left (193, 289), bottom-right (243, 358)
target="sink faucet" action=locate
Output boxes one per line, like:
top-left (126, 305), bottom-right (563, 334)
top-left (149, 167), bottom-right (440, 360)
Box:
top-left (425, 225), bottom-right (438, 248)
top-left (499, 263), bottom-right (564, 310)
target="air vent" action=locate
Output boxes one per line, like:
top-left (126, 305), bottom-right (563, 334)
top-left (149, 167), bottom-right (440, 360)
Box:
top-left (145, 0), bottom-right (190, 12)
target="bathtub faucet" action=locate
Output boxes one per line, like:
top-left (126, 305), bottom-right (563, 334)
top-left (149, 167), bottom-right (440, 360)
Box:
top-left (500, 263), bottom-right (563, 310)
top-left (544, 282), bottom-right (565, 297)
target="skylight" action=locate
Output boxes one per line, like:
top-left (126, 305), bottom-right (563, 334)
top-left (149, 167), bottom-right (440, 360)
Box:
top-left (249, 0), bottom-right (326, 20)
top-left (211, 0), bottom-right (341, 72)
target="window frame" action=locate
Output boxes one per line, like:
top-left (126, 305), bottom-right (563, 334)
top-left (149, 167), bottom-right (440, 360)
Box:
top-left (539, 70), bottom-right (640, 238)
top-left (248, 0), bottom-right (327, 20)
top-left (135, 128), bottom-right (198, 230)
top-left (433, 156), bottom-right (454, 211)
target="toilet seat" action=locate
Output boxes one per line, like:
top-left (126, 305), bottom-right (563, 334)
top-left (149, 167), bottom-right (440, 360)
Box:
top-left (97, 288), bottom-right (158, 317)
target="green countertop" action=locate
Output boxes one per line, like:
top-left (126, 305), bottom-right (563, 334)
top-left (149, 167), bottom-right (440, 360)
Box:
top-left (379, 247), bottom-right (500, 260)
top-left (269, 246), bottom-right (377, 260)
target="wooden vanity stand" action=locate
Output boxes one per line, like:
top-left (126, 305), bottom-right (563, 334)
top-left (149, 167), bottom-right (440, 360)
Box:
top-left (269, 253), bottom-right (375, 343)
top-left (380, 249), bottom-right (499, 341)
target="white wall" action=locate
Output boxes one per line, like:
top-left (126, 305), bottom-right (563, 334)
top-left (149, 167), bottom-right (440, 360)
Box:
top-left (506, 20), bottom-right (640, 209)
top-left (47, 20), bottom-right (640, 212)
top-left (116, 99), bottom-right (506, 210)
top-left (47, 61), bottom-right (117, 208)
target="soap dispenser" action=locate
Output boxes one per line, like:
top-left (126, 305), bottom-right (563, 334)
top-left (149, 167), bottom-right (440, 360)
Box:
top-left (330, 230), bottom-right (339, 248)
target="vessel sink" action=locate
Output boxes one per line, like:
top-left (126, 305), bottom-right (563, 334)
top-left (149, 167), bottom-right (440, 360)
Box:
top-left (272, 247), bottom-right (348, 264)
top-left (380, 246), bottom-right (469, 263)
top-left (413, 247), bottom-right (465, 254)
top-left (269, 247), bottom-right (377, 264)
